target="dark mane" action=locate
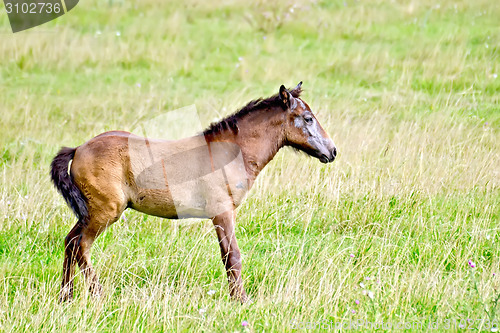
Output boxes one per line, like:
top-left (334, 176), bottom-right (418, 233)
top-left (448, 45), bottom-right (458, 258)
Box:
top-left (203, 86), bottom-right (302, 136)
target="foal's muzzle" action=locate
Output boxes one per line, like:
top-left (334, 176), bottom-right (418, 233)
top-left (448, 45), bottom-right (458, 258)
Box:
top-left (319, 147), bottom-right (337, 163)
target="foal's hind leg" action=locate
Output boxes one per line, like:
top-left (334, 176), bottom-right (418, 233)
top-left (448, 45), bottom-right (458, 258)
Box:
top-left (60, 201), bottom-right (126, 301)
top-left (74, 221), bottom-right (107, 297)
top-left (60, 221), bottom-right (84, 302)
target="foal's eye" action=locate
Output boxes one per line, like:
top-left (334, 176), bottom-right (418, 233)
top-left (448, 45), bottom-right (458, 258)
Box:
top-left (303, 115), bottom-right (313, 124)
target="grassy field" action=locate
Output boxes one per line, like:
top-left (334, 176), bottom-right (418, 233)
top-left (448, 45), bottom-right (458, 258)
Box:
top-left (0, 0), bottom-right (499, 331)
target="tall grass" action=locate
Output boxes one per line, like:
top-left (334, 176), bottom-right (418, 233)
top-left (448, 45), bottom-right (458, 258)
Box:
top-left (0, 0), bottom-right (499, 331)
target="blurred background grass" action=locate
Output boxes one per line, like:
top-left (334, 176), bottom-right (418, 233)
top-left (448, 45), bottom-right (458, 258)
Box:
top-left (0, 0), bottom-right (499, 331)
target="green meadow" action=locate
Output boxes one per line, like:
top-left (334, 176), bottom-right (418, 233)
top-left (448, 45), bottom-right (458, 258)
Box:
top-left (0, 0), bottom-right (499, 331)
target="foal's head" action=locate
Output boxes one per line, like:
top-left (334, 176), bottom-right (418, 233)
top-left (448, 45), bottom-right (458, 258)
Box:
top-left (280, 82), bottom-right (337, 163)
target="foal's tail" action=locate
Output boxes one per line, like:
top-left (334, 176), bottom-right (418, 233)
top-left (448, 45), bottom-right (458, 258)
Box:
top-left (50, 147), bottom-right (89, 221)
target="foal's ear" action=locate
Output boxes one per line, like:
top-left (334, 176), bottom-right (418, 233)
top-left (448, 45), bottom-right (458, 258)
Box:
top-left (290, 81), bottom-right (303, 98)
top-left (279, 85), bottom-right (292, 109)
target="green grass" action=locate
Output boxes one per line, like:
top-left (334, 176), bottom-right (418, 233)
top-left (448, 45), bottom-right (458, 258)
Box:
top-left (0, 0), bottom-right (499, 331)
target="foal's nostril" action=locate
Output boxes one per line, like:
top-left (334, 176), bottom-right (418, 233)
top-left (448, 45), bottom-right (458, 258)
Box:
top-left (332, 147), bottom-right (337, 158)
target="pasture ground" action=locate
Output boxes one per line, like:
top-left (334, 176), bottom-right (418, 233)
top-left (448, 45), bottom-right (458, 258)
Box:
top-left (0, 0), bottom-right (499, 331)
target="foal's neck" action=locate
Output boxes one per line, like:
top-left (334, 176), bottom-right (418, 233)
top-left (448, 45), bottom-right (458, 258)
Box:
top-left (207, 107), bottom-right (286, 186)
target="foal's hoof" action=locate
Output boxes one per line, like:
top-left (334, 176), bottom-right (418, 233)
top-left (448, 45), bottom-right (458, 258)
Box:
top-left (234, 293), bottom-right (251, 304)
top-left (59, 294), bottom-right (73, 303)
top-left (90, 283), bottom-right (104, 298)
top-left (241, 296), bottom-right (254, 305)
top-left (59, 288), bottom-right (74, 303)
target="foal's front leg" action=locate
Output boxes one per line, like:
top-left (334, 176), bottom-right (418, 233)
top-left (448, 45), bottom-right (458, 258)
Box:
top-left (212, 211), bottom-right (248, 303)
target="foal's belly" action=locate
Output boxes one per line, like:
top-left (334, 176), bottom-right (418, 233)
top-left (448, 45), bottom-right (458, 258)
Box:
top-left (129, 188), bottom-right (179, 219)
top-left (129, 172), bottom-right (247, 219)
top-left (130, 188), bottom-right (229, 219)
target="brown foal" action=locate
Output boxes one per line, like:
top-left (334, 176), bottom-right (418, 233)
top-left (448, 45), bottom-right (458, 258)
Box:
top-left (51, 82), bottom-right (337, 302)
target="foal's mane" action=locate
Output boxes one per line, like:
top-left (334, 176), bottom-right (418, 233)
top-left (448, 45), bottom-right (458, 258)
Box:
top-left (203, 86), bottom-right (302, 136)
